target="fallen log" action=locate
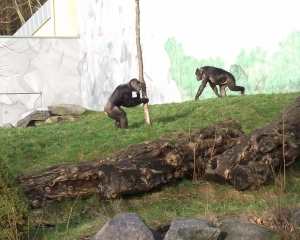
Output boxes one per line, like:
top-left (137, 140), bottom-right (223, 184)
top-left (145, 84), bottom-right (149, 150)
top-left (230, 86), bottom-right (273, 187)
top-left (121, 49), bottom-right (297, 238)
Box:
top-left (18, 119), bottom-right (244, 208)
top-left (203, 95), bottom-right (300, 190)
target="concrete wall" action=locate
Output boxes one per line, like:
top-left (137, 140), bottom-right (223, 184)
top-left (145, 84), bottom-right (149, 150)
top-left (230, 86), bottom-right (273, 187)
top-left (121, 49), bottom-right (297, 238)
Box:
top-left (1, 0), bottom-right (300, 124)
top-left (0, 38), bottom-right (82, 124)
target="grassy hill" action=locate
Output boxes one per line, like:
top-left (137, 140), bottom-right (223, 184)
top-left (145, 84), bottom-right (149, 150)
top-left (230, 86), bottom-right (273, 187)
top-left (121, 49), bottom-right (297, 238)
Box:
top-left (1, 92), bottom-right (300, 239)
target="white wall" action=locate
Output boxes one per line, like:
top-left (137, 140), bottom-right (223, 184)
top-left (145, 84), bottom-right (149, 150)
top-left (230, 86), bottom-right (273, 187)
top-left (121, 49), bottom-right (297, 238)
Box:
top-left (1, 0), bottom-right (300, 124)
top-left (77, 0), bottom-right (300, 106)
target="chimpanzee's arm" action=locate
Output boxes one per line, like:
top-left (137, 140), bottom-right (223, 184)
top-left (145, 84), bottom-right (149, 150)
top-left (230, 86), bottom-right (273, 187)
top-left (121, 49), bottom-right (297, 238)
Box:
top-left (209, 82), bottom-right (221, 97)
top-left (122, 90), bottom-right (149, 108)
top-left (195, 78), bottom-right (207, 100)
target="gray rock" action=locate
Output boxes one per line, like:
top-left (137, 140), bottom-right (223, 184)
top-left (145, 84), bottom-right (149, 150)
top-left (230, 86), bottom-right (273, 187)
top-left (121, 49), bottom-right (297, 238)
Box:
top-left (90, 213), bottom-right (283, 240)
top-left (48, 104), bottom-right (86, 116)
top-left (280, 207), bottom-right (300, 227)
top-left (219, 218), bottom-right (281, 240)
top-left (164, 217), bottom-right (221, 240)
top-left (13, 105), bottom-right (82, 127)
top-left (15, 110), bottom-right (51, 128)
top-left (0, 123), bottom-right (14, 129)
top-left (91, 212), bottom-right (162, 240)
top-left (35, 116), bottom-right (76, 126)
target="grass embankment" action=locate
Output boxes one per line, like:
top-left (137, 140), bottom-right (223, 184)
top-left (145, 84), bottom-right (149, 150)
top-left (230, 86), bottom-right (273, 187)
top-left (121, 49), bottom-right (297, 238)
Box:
top-left (1, 92), bottom-right (300, 239)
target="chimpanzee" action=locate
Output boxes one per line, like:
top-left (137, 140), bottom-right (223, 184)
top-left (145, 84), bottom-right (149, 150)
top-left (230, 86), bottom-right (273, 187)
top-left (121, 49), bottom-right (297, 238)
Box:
top-left (195, 66), bottom-right (245, 100)
top-left (104, 78), bottom-right (149, 129)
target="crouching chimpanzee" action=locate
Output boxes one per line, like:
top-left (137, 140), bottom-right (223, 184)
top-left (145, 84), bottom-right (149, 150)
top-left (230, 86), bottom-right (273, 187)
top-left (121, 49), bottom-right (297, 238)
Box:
top-left (195, 66), bottom-right (245, 100)
top-left (104, 78), bottom-right (149, 129)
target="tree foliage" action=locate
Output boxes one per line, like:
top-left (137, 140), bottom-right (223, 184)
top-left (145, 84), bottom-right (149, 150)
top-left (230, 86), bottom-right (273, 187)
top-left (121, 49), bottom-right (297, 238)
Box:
top-left (0, 0), bottom-right (47, 35)
top-left (0, 157), bottom-right (29, 239)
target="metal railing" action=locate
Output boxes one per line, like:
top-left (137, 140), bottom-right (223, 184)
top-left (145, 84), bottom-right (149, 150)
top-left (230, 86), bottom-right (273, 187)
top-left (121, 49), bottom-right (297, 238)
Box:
top-left (13, 0), bottom-right (51, 37)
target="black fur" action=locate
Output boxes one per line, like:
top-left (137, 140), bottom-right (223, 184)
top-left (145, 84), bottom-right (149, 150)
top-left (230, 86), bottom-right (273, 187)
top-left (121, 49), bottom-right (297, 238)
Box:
top-left (195, 66), bottom-right (245, 100)
top-left (104, 78), bottom-right (149, 129)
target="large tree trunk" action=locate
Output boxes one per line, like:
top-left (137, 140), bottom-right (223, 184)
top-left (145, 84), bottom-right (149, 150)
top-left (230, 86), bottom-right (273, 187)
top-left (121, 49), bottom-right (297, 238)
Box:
top-left (18, 119), bottom-right (244, 208)
top-left (135, 0), bottom-right (152, 126)
top-left (203, 95), bottom-right (300, 190)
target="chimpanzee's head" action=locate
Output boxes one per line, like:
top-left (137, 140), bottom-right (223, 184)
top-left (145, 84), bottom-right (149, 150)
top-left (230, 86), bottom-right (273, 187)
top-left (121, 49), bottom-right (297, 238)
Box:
top-left (195, 68), bottom-right (204, 81)
top-left (130, 78), bottom-right (143, 92)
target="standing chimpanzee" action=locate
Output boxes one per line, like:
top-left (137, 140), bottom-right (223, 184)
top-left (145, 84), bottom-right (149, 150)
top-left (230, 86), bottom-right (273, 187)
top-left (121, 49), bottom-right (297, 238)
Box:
top-left (194, 66), bottom-right (245, 100)
top-left (104, 78), bottom-right (149, 129)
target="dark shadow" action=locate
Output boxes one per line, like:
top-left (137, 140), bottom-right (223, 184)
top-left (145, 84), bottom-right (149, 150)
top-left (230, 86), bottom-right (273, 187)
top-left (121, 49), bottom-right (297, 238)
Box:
top-left (155, 104), bottom-right (200, 121)
top-left (219, 231), bottom-right (228, 239)
top-left (129, 104), bottom-right (200, 129)
top-left (129, 121), bottom-right (147, 128)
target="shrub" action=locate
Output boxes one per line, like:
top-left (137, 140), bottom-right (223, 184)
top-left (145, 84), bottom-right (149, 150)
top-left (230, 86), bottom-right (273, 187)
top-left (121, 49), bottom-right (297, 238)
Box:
top-left (0, 158), bottom-right (29, 240)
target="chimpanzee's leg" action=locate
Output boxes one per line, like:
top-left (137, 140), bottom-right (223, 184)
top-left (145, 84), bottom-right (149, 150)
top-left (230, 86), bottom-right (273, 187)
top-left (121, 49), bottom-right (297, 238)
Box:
top-left (118, 108), bottom-right (128, 129)
top-left (227, 81), bottom-right (245, 94)
top-left (220, 85), bottom-right (227, 97)
top-left (209, 82), bottom-right (221, 97)
top-left (115, 120), bottom-right (120, 128)
top-left (105, 106), bottom-right (128, 129)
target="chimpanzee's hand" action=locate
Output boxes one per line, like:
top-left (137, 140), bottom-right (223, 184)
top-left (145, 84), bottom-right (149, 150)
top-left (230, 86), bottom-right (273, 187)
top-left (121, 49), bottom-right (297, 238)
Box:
top-left (141, 98), bottom-right (149, 104)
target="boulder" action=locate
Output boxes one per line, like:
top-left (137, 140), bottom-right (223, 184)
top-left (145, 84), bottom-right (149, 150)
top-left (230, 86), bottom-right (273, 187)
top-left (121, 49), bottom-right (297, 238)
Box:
top-left (35, 116), bottom-right (76, 126)
top-left (164, 217), bottom-right (221, 240)
top-left (219, 218), bottom-right (281, 240)
top-left (280, 207), bottom-right (300, 227)
top-left (15, 109), bottom-right (51, 128)
top-left (0, 123), bottom-right (14, 129)
top-left (91, 212), bottom-right (162, 240)
top-left (11, 104), bottom-right (85, 128)
top-left (48, 104), bottom-right (86, 116)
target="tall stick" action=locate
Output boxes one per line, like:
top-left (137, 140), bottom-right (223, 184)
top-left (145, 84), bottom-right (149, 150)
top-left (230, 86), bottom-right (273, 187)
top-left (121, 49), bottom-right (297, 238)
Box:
top-left (135, 0), bottom-right (152, 126)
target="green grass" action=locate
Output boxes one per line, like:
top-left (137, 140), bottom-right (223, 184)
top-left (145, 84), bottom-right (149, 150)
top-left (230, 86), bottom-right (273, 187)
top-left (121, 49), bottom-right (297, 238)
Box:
top-left (1, 92), bottom-right (300, 239)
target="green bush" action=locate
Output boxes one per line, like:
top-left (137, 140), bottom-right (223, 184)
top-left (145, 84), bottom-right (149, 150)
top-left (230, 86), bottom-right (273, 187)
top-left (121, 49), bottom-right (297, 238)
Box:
top-left (0, 158), bottom-right (29, 240)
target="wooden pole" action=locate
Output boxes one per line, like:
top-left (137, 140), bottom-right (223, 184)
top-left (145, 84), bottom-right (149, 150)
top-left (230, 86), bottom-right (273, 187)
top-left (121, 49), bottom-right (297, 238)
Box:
top-left (135, 0), bottom-right (152, 125)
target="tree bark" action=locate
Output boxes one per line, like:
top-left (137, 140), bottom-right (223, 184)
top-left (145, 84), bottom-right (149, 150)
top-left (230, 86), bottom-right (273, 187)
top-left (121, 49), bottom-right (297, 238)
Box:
top-left (135, 0), bottom-right (152, 126)
top-left (203, 95), bottom-right (300, 190)
top-left (18, 119), bottom-right (244, 208)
